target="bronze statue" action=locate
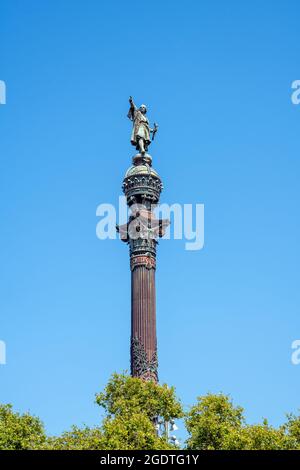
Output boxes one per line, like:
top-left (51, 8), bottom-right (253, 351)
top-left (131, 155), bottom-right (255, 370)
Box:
top-left (127, 96), bottom-right (158, 154)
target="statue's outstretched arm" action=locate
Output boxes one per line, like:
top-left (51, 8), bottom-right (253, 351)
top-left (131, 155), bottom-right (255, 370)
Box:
top-left (128, 96), bottom-right (137, 120)
top-left (129, 96), bottom-right (137, 109)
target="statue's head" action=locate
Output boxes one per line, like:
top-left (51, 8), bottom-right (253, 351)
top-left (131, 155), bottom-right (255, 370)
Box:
top-left (139, 104), bottom-right (147, 114)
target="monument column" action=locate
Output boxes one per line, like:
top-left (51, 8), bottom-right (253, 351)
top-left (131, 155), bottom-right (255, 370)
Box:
top-left (118, 98), bottom-right (168, 382)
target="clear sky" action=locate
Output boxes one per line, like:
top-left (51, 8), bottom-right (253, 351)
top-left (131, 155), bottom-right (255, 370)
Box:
top-left (1, 0), bottom-right (300, 439)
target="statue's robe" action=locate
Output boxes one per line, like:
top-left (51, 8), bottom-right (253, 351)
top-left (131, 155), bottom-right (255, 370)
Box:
top-left (128, 106), bottom-right (151, 149)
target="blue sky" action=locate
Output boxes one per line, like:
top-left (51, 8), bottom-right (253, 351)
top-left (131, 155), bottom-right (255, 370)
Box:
top-left (1, 0), bottom-right (300, 439)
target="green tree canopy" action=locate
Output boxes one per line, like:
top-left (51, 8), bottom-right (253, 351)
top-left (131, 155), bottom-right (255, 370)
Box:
top-left (0, 404), bottom-right (46, 450)
top-left (43, 425), bottom-right (104, 450)
top-left (40, 373), bottom-right (183, 450)
top-left (2, 375), bottom-right (300, 450)
top-left (185, 393), bottom-right (300, 450)
top-left (94, 373), bottom-right (183, 450)
top-left (96, 373), bottom-right (183, 421)
top-left (185, 393), bottom-right (245, 450)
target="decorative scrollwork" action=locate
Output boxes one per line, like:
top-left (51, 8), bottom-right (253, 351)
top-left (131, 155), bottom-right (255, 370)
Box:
top-left (149, 350), bottom-right (158, 374)
top-left (131, 337), bottom-right (158, 382)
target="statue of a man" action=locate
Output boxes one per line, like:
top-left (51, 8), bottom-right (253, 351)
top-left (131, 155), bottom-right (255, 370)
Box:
top-left (127, 96), bottom-right (158, 154)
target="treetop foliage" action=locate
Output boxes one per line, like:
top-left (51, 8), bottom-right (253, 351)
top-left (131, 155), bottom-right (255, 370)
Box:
top-left (1, 374), bottom-right (300, 450)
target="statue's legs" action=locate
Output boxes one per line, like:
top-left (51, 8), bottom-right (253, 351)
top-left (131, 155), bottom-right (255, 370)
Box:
top-left (138, 138), bottom-right (145, 154)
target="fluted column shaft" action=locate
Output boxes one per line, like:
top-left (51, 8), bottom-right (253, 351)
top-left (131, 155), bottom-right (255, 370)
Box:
top-left (131, 264), bottom-right (157, 381)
